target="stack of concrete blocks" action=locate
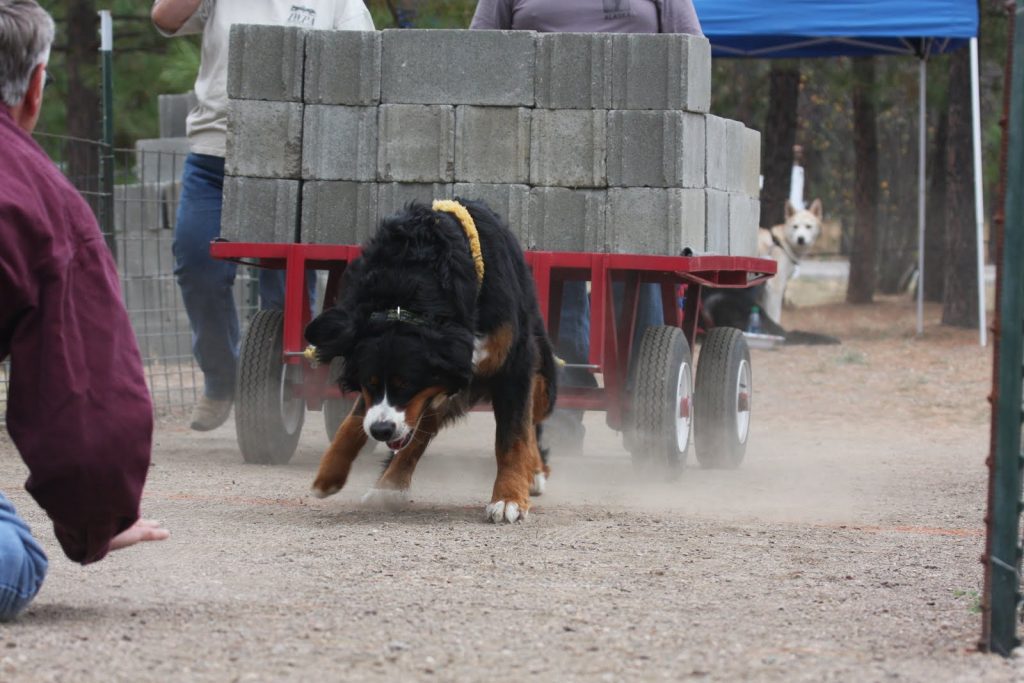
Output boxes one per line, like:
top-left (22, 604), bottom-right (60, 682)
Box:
top-left (223, 26), bottom-right (761, 257)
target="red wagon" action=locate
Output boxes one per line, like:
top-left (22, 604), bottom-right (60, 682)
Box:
top-left (210, 241), bottom-right (775, 475)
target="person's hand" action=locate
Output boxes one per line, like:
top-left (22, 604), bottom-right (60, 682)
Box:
top-left (109, 519), bottom-right (170, 552)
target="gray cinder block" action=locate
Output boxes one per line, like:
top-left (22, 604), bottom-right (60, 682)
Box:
top-left (530, 109), bottom-right (607, 188)
top-left (221, 177), bottom-right (299, 243)
top-left (377, 104), bottom-right (455, 183)
top-left (607, 110), bottom-right (705, 188)
top-left (225, 100), bottom-right (304, 179)
top-left (705, 115), bottom-right (744, 192)
top-left (705, 189), bottom-right (729, 254)
top-left (304, 29), bottom-right (381, 105)
top-left (528, 187), bottom-right (606, 252)
top-left (377, 182), bottom-right (453, 218)
top-left (453, 183), bottom-right (530, 247)
top-left (302, 105), bottom-right (378, 181)
top-left (609, 33), bottom-right (711, 112)
top-left (740, 127), bottom-right (762, 196)
top-left (134, 137), bottom-right (191, 183)
top-left (227, 25), bottom-right (305, 102)
top-left (607, 188), bottom-right (704, 256)
top-left (381, 29), bottom-right (535, 106)
top-left (301, 181), bottom-right (378, 245)
top-left (535, 33), bottom-right (613, 109)
top-left (729, 194), bottom-right (761, 257)
top-left (158, 91), bottom-right (197, 138)
top-left (454, 106), bottom-right (531, 184)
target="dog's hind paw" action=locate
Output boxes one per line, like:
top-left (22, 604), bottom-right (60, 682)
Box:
top-left (485, 500), bottom-right (527, 524)
top-left (529, 471), bottom-right (546, 496)
top-left (361, 488), bottom-right (410, 509)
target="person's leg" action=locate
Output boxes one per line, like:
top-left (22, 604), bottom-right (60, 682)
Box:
top-left (545, 281), bottom-right (593, 456)
top-left (258, 268), bottom-right (317, 317)
top-left (173, 154), bottom-right (238, 426)
top-left (633, 283), bottom-right (664, 350)
top-left (0, 493), bottom-right (47, 622)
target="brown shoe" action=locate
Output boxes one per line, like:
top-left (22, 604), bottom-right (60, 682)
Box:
top-left (189, 397), bottom-right (233, 431)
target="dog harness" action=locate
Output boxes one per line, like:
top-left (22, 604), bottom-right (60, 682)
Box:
top-left (432, 199), bottom-right (485, 285)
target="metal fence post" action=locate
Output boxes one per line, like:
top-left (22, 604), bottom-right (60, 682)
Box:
top-left (982, 0), bottom-right (1024, 657)
top-left (98, 10), bottom-right (115, 259)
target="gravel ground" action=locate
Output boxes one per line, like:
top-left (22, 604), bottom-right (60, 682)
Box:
top-left (0, 297), bottom-right (1020, 682)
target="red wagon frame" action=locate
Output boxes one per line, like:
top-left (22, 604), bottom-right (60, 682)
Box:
top-left (211, 241), bottom-right (775, 465)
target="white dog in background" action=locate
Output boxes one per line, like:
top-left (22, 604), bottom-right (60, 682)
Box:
top-left (757, 199), bottom-right (823, 324)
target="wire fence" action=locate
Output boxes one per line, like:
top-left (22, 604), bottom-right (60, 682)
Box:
top-left (0, 134), bottom-right (260, 422)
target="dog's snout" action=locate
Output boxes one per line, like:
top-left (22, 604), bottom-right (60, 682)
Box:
top-left (369, 421), bottom-right (397, 442)
top-left (796, 236), bottom-right (806, 245)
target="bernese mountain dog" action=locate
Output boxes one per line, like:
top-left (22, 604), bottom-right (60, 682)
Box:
top-left (305, 199), bottom-right (558, 523)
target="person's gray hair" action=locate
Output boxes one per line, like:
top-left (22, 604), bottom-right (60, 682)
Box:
top-left (0, 0), bottom-right (54, 107)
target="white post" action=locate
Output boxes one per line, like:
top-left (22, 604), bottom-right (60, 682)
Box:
top-left (917, 58), bottom-right (926, 336)
top-left (970, 37), bottom-right (987, 346)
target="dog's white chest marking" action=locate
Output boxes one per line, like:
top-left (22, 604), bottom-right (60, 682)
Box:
top-left (364, 392), bottom-right (408, 440)
top-left (472, 335), bottom-right (490, 370)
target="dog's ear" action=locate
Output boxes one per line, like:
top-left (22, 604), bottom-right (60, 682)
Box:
top-left (809, 198), bottom-right (823, 220)
top-left (305, 308), bottom-right (357, 363)
top-left (784, 200), bottom-right (796, 219)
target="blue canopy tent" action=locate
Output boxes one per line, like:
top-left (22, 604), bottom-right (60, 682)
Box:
top-left (693, 0), bottom-right (985, 343)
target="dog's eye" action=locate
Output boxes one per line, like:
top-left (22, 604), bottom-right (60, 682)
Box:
top-left (391, 377), bottom-right (407, 389)
top-left (367, 376), bottom-right (380, 387)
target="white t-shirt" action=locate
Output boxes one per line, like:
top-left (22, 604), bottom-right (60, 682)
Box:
top-left (156, 0), bottom-right (375, 157)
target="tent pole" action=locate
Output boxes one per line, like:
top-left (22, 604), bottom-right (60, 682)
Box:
top-left (971, 37), bottom-right (988, 346)
top-left (917, 57), bottom-right (927, 336)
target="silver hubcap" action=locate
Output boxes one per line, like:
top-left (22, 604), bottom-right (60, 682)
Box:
top-left (735, 359), bottom-right (751, 443)
top-left (675, 360), bottom-right (693, 452)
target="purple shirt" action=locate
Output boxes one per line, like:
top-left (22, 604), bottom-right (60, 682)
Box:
top-left (0, 107), bottom-right (153, 565)
top-left (470, 0), bottom-right (703, 35)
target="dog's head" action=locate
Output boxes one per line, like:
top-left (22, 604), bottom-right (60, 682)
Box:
top-left (304, 203), bottom-right (482, 450)
top-left (782, 199), bottom-right (823, 257)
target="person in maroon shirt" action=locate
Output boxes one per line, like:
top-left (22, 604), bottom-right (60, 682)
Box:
top-left (0, 0), bottom-right (168, 620)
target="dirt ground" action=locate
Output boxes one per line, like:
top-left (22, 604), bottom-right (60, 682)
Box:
top-left (1, 292), bottom-right (1021, 682)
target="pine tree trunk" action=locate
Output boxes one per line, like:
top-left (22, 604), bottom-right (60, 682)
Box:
top-left (847, 57), bottom-right (879, 304)
top-left (760, 62), bottom-right (801, 227)
top-left (924, 103), bottom-right (948, 302)
top-left (941, 47), bottom-right (979, 328)
top-left (65, 0), bottom-right (100, 206)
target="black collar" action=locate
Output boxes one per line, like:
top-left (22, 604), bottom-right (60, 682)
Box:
top-left (369, 306), bottom-right (438, 327)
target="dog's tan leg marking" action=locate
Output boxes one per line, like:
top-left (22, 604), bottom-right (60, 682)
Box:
top-left (474, 323), bottom-right (514, 377)
top-left (312, 396), bottom-right (368, 498)
top-left (376, 406), bottom-right (440, 492)
top-left (487, 381), bottom-right (539, 523)
top-left (529, 373), bottom-right (551, 495)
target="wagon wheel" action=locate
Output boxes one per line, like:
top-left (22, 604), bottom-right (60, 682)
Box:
top-left (235, 309), bottom-right (304, 464)
top-left (693, 327), bottom-right (751, 469)
top-left (627, 325), bottom-right (693, 477)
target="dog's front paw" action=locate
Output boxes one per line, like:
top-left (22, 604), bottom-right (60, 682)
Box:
top-left (361, 487), bottom-right (410, 509)
top-left (485, 500), bottom-right (528, 524)
top-left (529, 470), bottom-right (546, 496)
top-left (311, 476), bottom-right (345, 499)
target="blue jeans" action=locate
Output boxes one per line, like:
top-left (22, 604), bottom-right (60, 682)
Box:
top-left (555, 282), bottom-right (663, 388)
top-left (0, 493), bottom-right (47, 621)
top-left (174, 153), bottom-right (314, 400)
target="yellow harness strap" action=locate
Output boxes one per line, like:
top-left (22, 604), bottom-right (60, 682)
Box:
top-left (432, 199), bottom-right (485, 285)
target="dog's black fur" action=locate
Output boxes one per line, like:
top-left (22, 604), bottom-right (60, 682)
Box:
top-left (701, 286), bottom-right (840, 345)
top-left (305, 199), bottom-right (557, 461)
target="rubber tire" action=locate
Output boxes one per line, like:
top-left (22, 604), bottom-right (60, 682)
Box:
top-left (235, 310), bottom-right (304, 464)
top-left (323, 397), bottom-right (353, 442)
top-left (628, 325), bottom-right (692, 477)
top-left (694, 327), bottom-right (751, 469)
